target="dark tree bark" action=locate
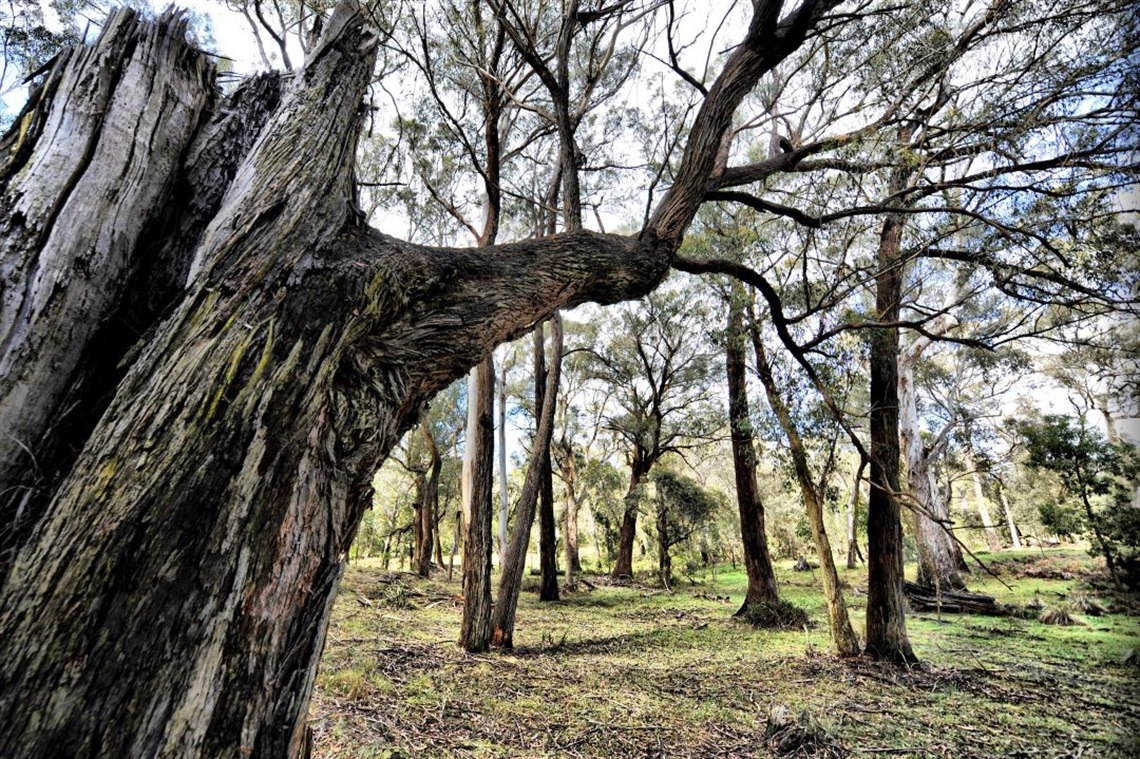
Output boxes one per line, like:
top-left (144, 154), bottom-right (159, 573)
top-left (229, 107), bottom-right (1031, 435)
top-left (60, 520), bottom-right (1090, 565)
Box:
top-left (535, 322), bottom-right (561, 601)
top-left (0, 1), bottom-right (840, 752)
top-left (416, 419), bottom-right (442, 577)
top-left (612, 460), bottom-right (648, 580)
top-left (492, 315), bottom-right (564, 647)
top-left (726, 283), bottom-right (780, 612)
top-left (864, 191), bottom-right (918, 664)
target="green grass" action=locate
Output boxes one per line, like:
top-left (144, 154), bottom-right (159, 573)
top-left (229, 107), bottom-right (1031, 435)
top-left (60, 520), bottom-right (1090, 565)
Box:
top-left (309, 551), bottom-right (1140, 757)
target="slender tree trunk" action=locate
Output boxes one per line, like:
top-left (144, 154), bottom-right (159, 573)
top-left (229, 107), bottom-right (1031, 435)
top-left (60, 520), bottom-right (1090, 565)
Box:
top-left (417, 420), bottom-right (442, 577)
top-left (998, 483), bottom-right (1022, 550)
top-left (847, 457), bottom-right (866, 569)
top-left (865, 181), bottom-right (917, 663)
top-left (559, 439), bottom-right (583, 575)
top-left (497, 351), bottom-right (510, 561)
top-left (753, 330), bottom-right (859, 656)
top-left (535, 322), bottom-right (560, 601)
top-left (493, 315), bottom-right (564, 646)
top-left (967, 457), bottom-right (1002, 552)
top-left (726, 285), bottom-right (780, 612)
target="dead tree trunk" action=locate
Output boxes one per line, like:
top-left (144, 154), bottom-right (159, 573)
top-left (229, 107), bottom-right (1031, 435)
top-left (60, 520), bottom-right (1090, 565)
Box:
top-left (726, 283), bottom-right (780, 612)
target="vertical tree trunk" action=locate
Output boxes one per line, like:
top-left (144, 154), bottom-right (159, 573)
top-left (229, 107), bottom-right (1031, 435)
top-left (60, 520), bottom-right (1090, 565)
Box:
top-left (612, 463), bottom-right (646, 580)
top-left (493, 315), bottom-right (564, 646)
top-left (535, 322), bottom-right (560, 601)
top-left (865, 202), bottom-right (917, 663)
top-left (459, 358), bottom-right (497, 651)
top-left (657, 496), bottom-right (673, 589)
top-left (899, 348), bottom-right (967, 589)
top-left (0, 9), bottom-right (218, 578)
top-left (968, 462), bottom-right (1003, 551)
top-left (846, 458), bottom-right (866, 569)
top-left (417, 419), bottom-right (442, 577)
top-left (497, 352), bottom-right (510, 560)
top-left (726, 284), bottom-right (780, 612)
top-left (559, 439), bottom-right (583, 575)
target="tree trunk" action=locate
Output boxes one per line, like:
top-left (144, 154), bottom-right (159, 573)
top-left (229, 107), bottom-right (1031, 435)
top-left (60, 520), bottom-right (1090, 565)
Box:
top-left (998, 483), bottom-right (1022, 550)
top-left (899, 342), bottom-right (967, 589)
top-left (968, 460), bottom-right (1002, 552)
top-left (612, 462), bottom-right (647, 580)
top-left (657, 497), bottom-right (673, 589)
top-left (497, 350), bottom-right (510, 561)
top-left (846, 457), bottom-right (866, 569)
top-left (726, 284), bottom-right (780, 612)
top-left (535, 321), bottom-right (560, 601)
top-left (0, 10), bottom-right (283, 580)
top-left (459, 358), bottom-right (496, 651)
top-left (559, 438), bottom-right (583, 575)
top-left (0, 8), bottom-right (671, 754)
top-left (865, 204), bottom-right (918, 663)
top-left (493, 315), bottom-right (564, 647)
top-left (417, 419), bottom-right (442, 577)
top-left (752, 330), bottom-right (860, 656)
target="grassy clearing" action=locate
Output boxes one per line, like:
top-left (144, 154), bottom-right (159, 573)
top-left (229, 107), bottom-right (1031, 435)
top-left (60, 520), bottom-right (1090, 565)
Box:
top-left (309, 550), bottom-right (1139, 758)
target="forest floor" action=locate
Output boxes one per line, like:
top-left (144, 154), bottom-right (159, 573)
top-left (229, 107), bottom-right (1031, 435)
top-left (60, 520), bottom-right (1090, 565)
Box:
top-left (309, 549), bottom-right (1139, 758)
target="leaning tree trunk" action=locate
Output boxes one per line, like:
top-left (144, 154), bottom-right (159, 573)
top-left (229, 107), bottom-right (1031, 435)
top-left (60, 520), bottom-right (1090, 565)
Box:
top-left (753, 329), bottom-right (860, 656)
top-left (726, 283), bottom-right (780, 612)
top-left (492, 315), bottom-right (564, 647)
top-left (535, 320), bottom-right (561, 601)
top-left (966, 457), bottom-right (1003, 552)
top-left (0, 7), bottom-right (671, 756)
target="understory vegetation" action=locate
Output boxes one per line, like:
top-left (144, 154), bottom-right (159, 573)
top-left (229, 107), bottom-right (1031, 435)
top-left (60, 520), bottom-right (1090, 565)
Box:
top-left (311, 549), bottom-right (1139, 757)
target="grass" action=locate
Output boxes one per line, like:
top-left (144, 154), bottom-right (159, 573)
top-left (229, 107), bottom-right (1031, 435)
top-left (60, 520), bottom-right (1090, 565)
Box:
top-left (309, 549), bottom-right (1140, 757)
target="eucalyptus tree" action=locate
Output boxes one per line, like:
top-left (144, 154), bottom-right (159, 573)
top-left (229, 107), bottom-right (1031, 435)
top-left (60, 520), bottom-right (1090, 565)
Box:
top-left (1, 0), bottom-right (1134, 754)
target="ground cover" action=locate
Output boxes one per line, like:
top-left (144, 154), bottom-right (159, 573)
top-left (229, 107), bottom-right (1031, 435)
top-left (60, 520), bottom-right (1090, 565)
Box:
top-left (309, 549), bottom-right (1139, 757)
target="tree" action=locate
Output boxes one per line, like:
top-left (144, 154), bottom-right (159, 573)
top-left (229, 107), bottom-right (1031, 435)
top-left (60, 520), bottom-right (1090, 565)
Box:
top-left (725, 280), bottom-right (781, 610)
top-left (1016, 414), bottom-right (1139, 590)
top-left (651, 469), bottom-right (720, 588)
top-left (588, 287), bottom-right (721, 579)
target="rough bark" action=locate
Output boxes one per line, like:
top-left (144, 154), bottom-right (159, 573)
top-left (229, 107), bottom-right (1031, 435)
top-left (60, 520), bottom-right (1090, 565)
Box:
top-left (726, 285), bottom-right (780, 612)
top-left (0, 7), bottom-right (670, 755)
top-left (417, 419), bottom-right (442, 577)
top-left (753, 329), bottom-right (860, 656)
top-left (497, 353), bottom-right (510, 560)
top-left (492, 314), bottom-right (564, 647)
top-left (558, 436), bottom-right (583, 575)
top-left (865, 204), bottom-right (917, 663)
top-left (535, 321), bottom-right (561, 601)
top-left (459, 358), bottom-right (496, 651)
top-left (0, 9), bottom-right (216, 576)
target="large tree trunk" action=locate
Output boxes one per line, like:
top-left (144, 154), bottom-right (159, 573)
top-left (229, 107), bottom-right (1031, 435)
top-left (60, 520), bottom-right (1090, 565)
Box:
top-left (492, 315), bottom-right (564, 647)
top-left (0, 8), bottom-right (670, 755)
top-left (865, 203), bottom-right (917, 663)
top-left (535, 320), bottom-right (561, 601)
top-left (0, 9), bottom-right (284, 580)
top-left (726, 284), bottom-right (780, 612)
